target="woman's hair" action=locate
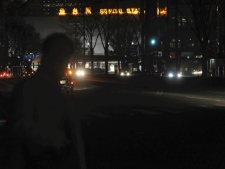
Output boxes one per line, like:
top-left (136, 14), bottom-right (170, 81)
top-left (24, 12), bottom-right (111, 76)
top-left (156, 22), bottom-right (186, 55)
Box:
top-left (41, 33), bottom-right (74, 66)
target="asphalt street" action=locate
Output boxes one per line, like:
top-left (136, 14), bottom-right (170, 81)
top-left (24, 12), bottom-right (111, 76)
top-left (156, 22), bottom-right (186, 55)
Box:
top-left (1, 75), bottom-right (225, 168)
top-left (71, 76), bottom-right (225, 169)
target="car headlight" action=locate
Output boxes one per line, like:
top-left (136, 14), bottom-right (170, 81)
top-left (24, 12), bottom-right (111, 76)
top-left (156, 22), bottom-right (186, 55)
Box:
top-left (177, 73), bottom-right (182, 78)
top-left (120, 72), bottom-right (125, 76)
top-left (76, 70), bottom-right (85, 76)
top-left (168, 73), bottom-right (174, 77)
top-left (60, 80), bottom-right (66, 84)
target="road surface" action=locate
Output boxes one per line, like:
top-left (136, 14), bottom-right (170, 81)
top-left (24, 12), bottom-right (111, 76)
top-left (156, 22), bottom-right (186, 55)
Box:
top-left (1, 76), bottom-right (225, 168)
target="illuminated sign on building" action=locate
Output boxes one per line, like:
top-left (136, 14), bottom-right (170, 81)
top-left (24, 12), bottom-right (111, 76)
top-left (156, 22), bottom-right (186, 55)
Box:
top-left (59, 7), bottom-right (140, 16)
top-left (72, 8), bottom-right (79, 15)
top-left (59, 8), bottom-right (66, 15)
top-left (100, 8), bottom-right (123, 15)
top-left (126, 8), bottom-right (140, 15)
top-left (99, 8), bottom-right (140, 15)
top-left (157, 7), bottom-right (167, 17)
top-left (85, 7), bottom-right (92, 15)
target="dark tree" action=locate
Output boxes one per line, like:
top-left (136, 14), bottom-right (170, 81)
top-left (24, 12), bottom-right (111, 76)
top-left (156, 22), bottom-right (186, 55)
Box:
top-left (59, 15), bottom-right (83, 68)
top-left (59, 7), bottom-right (100, 72)
top-left (178, 0), bottom-right (224, 77)
top-left (6, 17), bottom-right (41, 72)
top-left (110, 14), bottom-right (141, 72)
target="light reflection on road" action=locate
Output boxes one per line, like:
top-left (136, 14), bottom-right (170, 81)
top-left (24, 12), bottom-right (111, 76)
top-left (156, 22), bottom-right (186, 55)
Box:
top-left (73, 83), bottom-right (99, 91)
top-left (144, 91), bottom-right (225, 109)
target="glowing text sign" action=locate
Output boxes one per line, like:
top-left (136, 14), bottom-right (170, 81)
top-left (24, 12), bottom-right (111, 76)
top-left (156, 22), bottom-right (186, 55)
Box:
top-left (100, 8), bottom-right (123, 15)
top-left (59, 7), bottom-right (140, 16)
top-left (157, 7), bottom-right (167, 17)
top-left (59, 8), bottom-right (66, 15)
top-left (100, 8), bottom-right (140, 15)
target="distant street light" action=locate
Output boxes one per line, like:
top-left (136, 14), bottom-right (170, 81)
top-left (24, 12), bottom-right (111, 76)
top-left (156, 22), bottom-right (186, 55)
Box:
top-left (150, 39), bottom-right (156, 45)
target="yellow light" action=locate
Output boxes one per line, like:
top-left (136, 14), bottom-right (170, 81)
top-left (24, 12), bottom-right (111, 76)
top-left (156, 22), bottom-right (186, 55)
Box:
top-left (59, 8), bottom-right (66, 16)
top-left (85, 7), bottom-right (92, 15)
top-left (100, 8), bottom-right (107, 15)
top-left (69, 70), bottom-right (72, 75)
top-left (157, 7), bottom-right (167, 17)
top-left (118, 9), bottom-right (123, 14)
top-left (100, 8), bottom-right (137, 15)
top-left (157, 8), bottom-right (160, 16)
top-left (216, 5), bottom-right (219, 14)
top-left (108, 9), bottom-right (113, 14)
top-left (126, 8), bottom-right (140, 15)
top-left (72, 8), bottom-right (78, 15)
top-left (160, 9), bottom-right (167, 15)
top-left (108, 8), bottom-right (122, 14)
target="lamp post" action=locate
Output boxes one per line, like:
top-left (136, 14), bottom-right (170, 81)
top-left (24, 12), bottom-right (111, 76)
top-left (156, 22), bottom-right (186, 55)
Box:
top-left (149, 37), bottom-right (158, 73)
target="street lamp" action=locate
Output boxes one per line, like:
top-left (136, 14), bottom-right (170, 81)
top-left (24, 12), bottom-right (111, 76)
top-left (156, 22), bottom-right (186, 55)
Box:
top-left (149, 37), bottom-right (159, 73)
top-left (150, 39), bottom-right (156, 45)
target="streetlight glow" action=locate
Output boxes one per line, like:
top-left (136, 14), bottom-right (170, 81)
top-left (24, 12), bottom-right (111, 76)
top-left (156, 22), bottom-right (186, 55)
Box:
top-left (151, 39), bottom-right (156, 45)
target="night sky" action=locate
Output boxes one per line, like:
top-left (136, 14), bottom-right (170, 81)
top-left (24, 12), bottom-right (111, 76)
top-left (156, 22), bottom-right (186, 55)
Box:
top-left (25, 16), bottom-right (64, 39)
top-left (24, 16), bottom-right (105, 53)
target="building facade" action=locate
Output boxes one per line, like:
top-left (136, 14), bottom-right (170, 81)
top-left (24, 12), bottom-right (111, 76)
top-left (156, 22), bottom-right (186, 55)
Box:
top-left (2, 0), bottom-right (225, 76)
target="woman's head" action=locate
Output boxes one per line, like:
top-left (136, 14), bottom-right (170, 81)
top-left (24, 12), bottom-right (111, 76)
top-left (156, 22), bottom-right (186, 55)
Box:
top-left (40, 33), bottom-right (74, 77)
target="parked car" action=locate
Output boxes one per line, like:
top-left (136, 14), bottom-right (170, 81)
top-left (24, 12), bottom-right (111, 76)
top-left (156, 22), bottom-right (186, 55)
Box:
top-left (23, 68), bottom-right (35, 77)
top-left (0, 71), bottom-right (11, 78)
top-left (60, 76), bottom-right (74, 93)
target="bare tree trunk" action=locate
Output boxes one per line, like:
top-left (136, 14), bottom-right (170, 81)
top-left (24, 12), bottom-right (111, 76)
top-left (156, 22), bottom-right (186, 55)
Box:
top-left (140, 0), bottom-right (145, 74)
top-left (90, 47), bottom-right (94, 75)
top-left (105, 41), bottom-right (109, 75)
top-left (202, 51), bottom-right (208, 77)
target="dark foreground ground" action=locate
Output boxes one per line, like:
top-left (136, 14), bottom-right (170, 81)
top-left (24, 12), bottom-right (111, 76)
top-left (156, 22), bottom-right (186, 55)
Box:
top-left (82, 106), bottom-right (225, 169)
top-left (1, 76), bottom-right (225, 169)
top-left (74, 87), bottom-right (225, 169)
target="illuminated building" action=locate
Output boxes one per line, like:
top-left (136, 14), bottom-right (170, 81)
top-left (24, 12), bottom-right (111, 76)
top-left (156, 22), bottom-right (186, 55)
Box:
top-left (26, 0), bottom-right (84, 16)
top-left (4, 0), bottom-right (224, 76)
top-left (27, 0), bottom-right (141, 16)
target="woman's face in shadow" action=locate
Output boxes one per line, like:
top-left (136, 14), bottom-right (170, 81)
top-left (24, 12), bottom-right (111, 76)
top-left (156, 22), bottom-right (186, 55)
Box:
top-left (51, 55), bottom-right (73, 78)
